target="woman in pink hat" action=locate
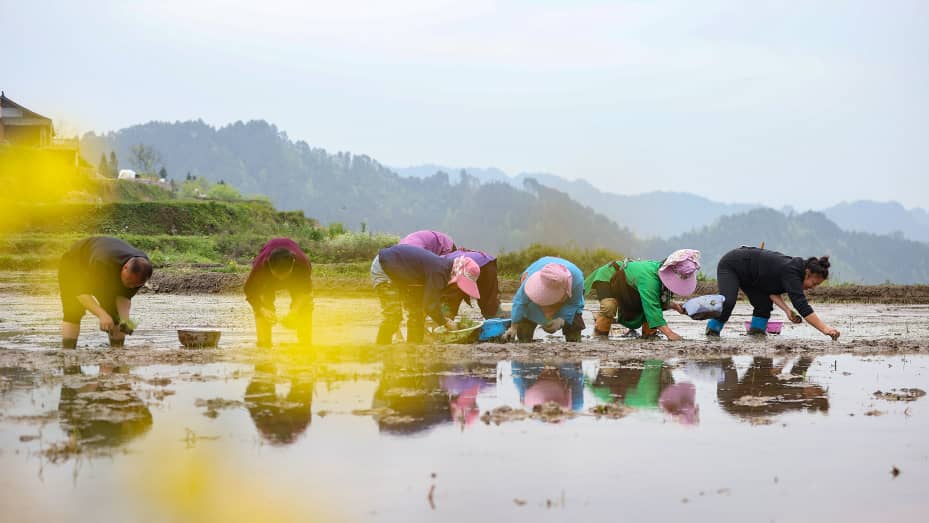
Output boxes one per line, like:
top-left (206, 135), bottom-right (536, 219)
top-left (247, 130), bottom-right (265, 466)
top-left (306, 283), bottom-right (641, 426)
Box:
top-left (504, 257), bottom-right (586, 342)
top-left (583, 249), bottom-right (700, 341)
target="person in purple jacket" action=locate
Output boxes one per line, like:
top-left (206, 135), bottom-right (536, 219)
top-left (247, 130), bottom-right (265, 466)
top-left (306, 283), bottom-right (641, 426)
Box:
top-left (370, 244), bottom-right (480, 344)
top-left (441, 249), bottom-right (501, 318)
top-left (245, 238), bottom-right (313, 347)
top-left (398, 230), bottom-right (456, 256)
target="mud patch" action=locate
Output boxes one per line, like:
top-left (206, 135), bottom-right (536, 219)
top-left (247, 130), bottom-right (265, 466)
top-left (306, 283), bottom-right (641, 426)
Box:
top-left (873, 388), bottom-right (926, 402)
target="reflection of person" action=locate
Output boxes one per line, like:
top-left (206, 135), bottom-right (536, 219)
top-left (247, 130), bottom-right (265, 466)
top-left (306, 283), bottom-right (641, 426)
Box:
top-left (659, 383), bottom-right (699, 425)
top-left (584, 250), bottom-right (699, 341)
top-left (372, 361), bottom-right (451, 434)
top-left (706, 247), bottom-right (839, 339)
top-left (716, 356), bottom-right (829, 418)
top-left (370, 245), bottom-right (481, 344)
top-left (398, 230), bottom-right (456, 256)
top-left (244, 363), bottom-right (313, 446)
top-left (57, 365), bottom-right (153, 449)
top-left (505, 258), bottom-right (585, 342)
top-left (58, 237), bottom-right (153, 349)
top-left (441, 250), bottom-right (502, 319)
top-left (511, 362), bottom-right (585, 412)
top-left (244, 238), bottom-right (313, 347)
top-left (588, 360), bottom-right (674, 408)
top-left (439, 364), bottom-right (496, 428)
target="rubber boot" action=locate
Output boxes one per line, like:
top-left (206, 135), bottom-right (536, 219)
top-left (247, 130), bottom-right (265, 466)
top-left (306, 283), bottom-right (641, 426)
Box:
top-left (62, 337), bottom-right (77, 349)
top-left (748, 316), bottom-right (768, 336)
top-left (706, 318), bottom-right (725, 337)
top-left (109, 336), bottom-right (125, 348)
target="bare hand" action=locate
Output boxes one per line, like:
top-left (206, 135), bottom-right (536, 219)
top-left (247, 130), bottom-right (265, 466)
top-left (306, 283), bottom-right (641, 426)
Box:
top-left (98, 313), bottom-right (116, 333)
top-left (502, 326), bottom-right (518, 342)
top-left (259, 308), bottom-right (277, 324)
top-left (788, 310), bottom-right (803, 324)
top-left (823, 327), bottom-right (840, 340)
top-left (670, 302), bottom-right (686, 315)
top-left (542, 317), bottom-right (565, 333)
top-left (665, 331), bottom-right (683, 342)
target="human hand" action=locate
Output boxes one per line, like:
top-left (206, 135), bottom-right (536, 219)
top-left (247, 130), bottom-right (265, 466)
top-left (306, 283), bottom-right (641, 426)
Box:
top-left (502, 326), bottom-right (518, 342)
top-left (823, 327), bottom-right (840, 340)
top-left (542, 317), bottom-right (565, 333)
top-left (258, 308), bottom-right (277, 324)
top-left (670, 302), bottom-right (686, 315)
top-left (788, 310), bottom-right (803, 324)
top-left (98, 313), bottom-right (116, 333)
top-left (118, 318), bottom-right (137, 335)
top-left (665, 331), bottom-right (683, 342)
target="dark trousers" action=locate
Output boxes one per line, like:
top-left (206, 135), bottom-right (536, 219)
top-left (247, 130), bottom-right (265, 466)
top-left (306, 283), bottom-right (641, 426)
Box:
top-left (376, 283), bottom-right (426, 344)
top-left (717, 250), bottom-right (774, 324)
top-left (255, 293), bottom-right (313, 346)
top-left (515, 312), bottom-right (585, 343)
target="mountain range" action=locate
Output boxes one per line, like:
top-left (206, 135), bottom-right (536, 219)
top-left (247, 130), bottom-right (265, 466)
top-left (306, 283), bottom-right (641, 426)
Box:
top-left (80, 119), bottom-right (929, 283)
top-left (393, 165), bottom-right (929, 243)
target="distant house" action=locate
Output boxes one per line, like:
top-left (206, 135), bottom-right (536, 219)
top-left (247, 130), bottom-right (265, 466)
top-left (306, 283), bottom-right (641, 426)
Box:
top-left (0, 91), bottom-right (87, 171)
top-left (0, 91), bottom-right (54, 147)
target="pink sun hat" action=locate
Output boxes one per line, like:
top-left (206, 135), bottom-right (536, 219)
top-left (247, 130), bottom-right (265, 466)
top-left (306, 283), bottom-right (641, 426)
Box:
top-left (658, 249), bottom-right (701, 296)
top-left (449, 256), bottom-right (481, 299)
top-left (525, 263), bottom-right (572, 306)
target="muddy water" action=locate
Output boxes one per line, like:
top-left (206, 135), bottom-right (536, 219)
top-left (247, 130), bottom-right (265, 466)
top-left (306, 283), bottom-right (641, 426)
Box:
top-left (0, 353), bottom-right (927, 522)
top-left (2, 292), bottom-right (929, 521)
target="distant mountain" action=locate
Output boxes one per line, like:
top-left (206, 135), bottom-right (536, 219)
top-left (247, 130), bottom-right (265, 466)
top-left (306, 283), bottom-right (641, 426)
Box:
top-left (80, 120), bottom-right (641, 254)
top-left (823, 201), bottom-right (929, 243)
top-left (644, 208), bottom-right (929, 284)
top-left (393, 165), bottom-right (761, 238)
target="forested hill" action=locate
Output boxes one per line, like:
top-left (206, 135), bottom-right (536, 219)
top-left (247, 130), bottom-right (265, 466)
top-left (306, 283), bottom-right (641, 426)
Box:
top-left (644, 208), bottom-right (929, 284)
top-left (80, 120), bottom-right (641, 254)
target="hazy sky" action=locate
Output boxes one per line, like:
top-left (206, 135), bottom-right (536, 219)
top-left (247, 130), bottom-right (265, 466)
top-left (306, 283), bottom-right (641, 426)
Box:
top-left (6, 0), bottom-right (927, 210)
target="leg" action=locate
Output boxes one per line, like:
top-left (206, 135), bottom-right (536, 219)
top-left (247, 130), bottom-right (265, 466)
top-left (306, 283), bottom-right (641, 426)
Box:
top-left (515, 319), bottom-right (538, 343)
top-left (295, 297), bottom-right (313, 345)
top-left (707, 258), bottom-right (741, 335)
top-left (744, 287), bottom-right (774, 334)
top-left (401, 285), bottom-right (425, 343)
top-left (255, 312), bottom-right (273, 347)
top-left (59, 288), bottom-right (84, 349)
top-left (61, 322), bottom-right (80, 349)
top-left (593, 281), bottom-right (617, 336)
top-left (476, 261), bottom-right (501, 318)
top-left (376, 283), bottom-right (403, 345)
top-left (562, 312), bottom-right (585, 342)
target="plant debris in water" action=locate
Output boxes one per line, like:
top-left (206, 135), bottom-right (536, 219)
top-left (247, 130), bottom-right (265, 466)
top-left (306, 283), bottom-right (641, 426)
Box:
top-left (872, 388), bottom-right (926, 402)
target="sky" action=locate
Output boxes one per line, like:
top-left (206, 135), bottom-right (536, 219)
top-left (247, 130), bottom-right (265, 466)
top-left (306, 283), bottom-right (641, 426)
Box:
top-left (5, 0), bottom-right (928, 210)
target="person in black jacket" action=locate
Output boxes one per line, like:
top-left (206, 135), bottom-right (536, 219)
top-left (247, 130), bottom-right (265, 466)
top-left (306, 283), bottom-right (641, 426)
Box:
top-left (706, 247), bottom-right (840, 339)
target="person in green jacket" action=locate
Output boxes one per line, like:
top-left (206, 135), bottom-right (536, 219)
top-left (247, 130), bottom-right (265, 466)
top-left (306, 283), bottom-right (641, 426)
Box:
top-left (584, 249), bottom-right (700, 341)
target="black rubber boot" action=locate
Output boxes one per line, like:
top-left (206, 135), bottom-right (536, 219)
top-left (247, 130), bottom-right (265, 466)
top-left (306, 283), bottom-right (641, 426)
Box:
top-left (62, 338), bottom-right (78, 349)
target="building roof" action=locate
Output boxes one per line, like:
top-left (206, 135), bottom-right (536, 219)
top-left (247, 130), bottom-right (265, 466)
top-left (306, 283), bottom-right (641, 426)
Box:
top-left (1, 91), bottom-right (54, 124)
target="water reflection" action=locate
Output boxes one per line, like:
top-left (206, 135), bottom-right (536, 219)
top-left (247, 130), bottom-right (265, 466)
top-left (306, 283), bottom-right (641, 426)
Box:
top-left (439, 364), bottom-right (495, 428)
top-left (57, 365), bottom-right (153, 449)
top-left (245, 363), bottom-right (314, 446)
top-left (512, 362), bottom-right (585, 411)
top-left (372, 362), bottom-right (452, 435)
top-left (717, 356), bottom-right (829, 418)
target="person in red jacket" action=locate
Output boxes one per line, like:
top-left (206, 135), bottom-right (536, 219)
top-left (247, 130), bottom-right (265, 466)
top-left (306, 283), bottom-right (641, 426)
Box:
top-left (245, 238), bottom-right (313, 347)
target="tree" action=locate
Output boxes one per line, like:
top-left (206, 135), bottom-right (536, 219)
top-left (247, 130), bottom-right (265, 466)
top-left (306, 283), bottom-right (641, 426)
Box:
top-left (207, 182), bottom-right (242, 201)
top-left (158, 166), bottom-right (168, 179)
top-left (98, 153), bottom-right (110, 177)
top-left (186, 171), bottom-right (192, 181)
top-left (109, 151), bottom-right (118, 176)
top-left (128, 144), bottom-right (162, 175)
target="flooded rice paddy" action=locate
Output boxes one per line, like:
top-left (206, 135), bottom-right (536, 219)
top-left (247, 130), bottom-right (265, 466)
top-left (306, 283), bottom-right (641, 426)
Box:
top-left (1, 291), bottom-right (929, 522)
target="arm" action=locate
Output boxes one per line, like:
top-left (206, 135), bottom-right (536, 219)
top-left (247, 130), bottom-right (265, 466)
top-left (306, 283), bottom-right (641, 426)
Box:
top-left (803, 312), bottom-right (840, 340)
top-left (116, 296), bottom-right (131, 321)
top-left (77, 294), bottom-right (115, 333)
top-left (770, 294), bottom-right (801, 323)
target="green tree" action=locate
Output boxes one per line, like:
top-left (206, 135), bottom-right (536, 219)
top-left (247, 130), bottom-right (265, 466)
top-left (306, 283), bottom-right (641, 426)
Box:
top-left (98, 153), bottom-right (110, 177)
top-left (109, 151), bottom-right (118, 176)
top-left (128, 144), bottom-right (162, 175)
top-left (206, 182), bottom-right (242, 201)
top-left (158, 166), bottom-right (168, 180)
